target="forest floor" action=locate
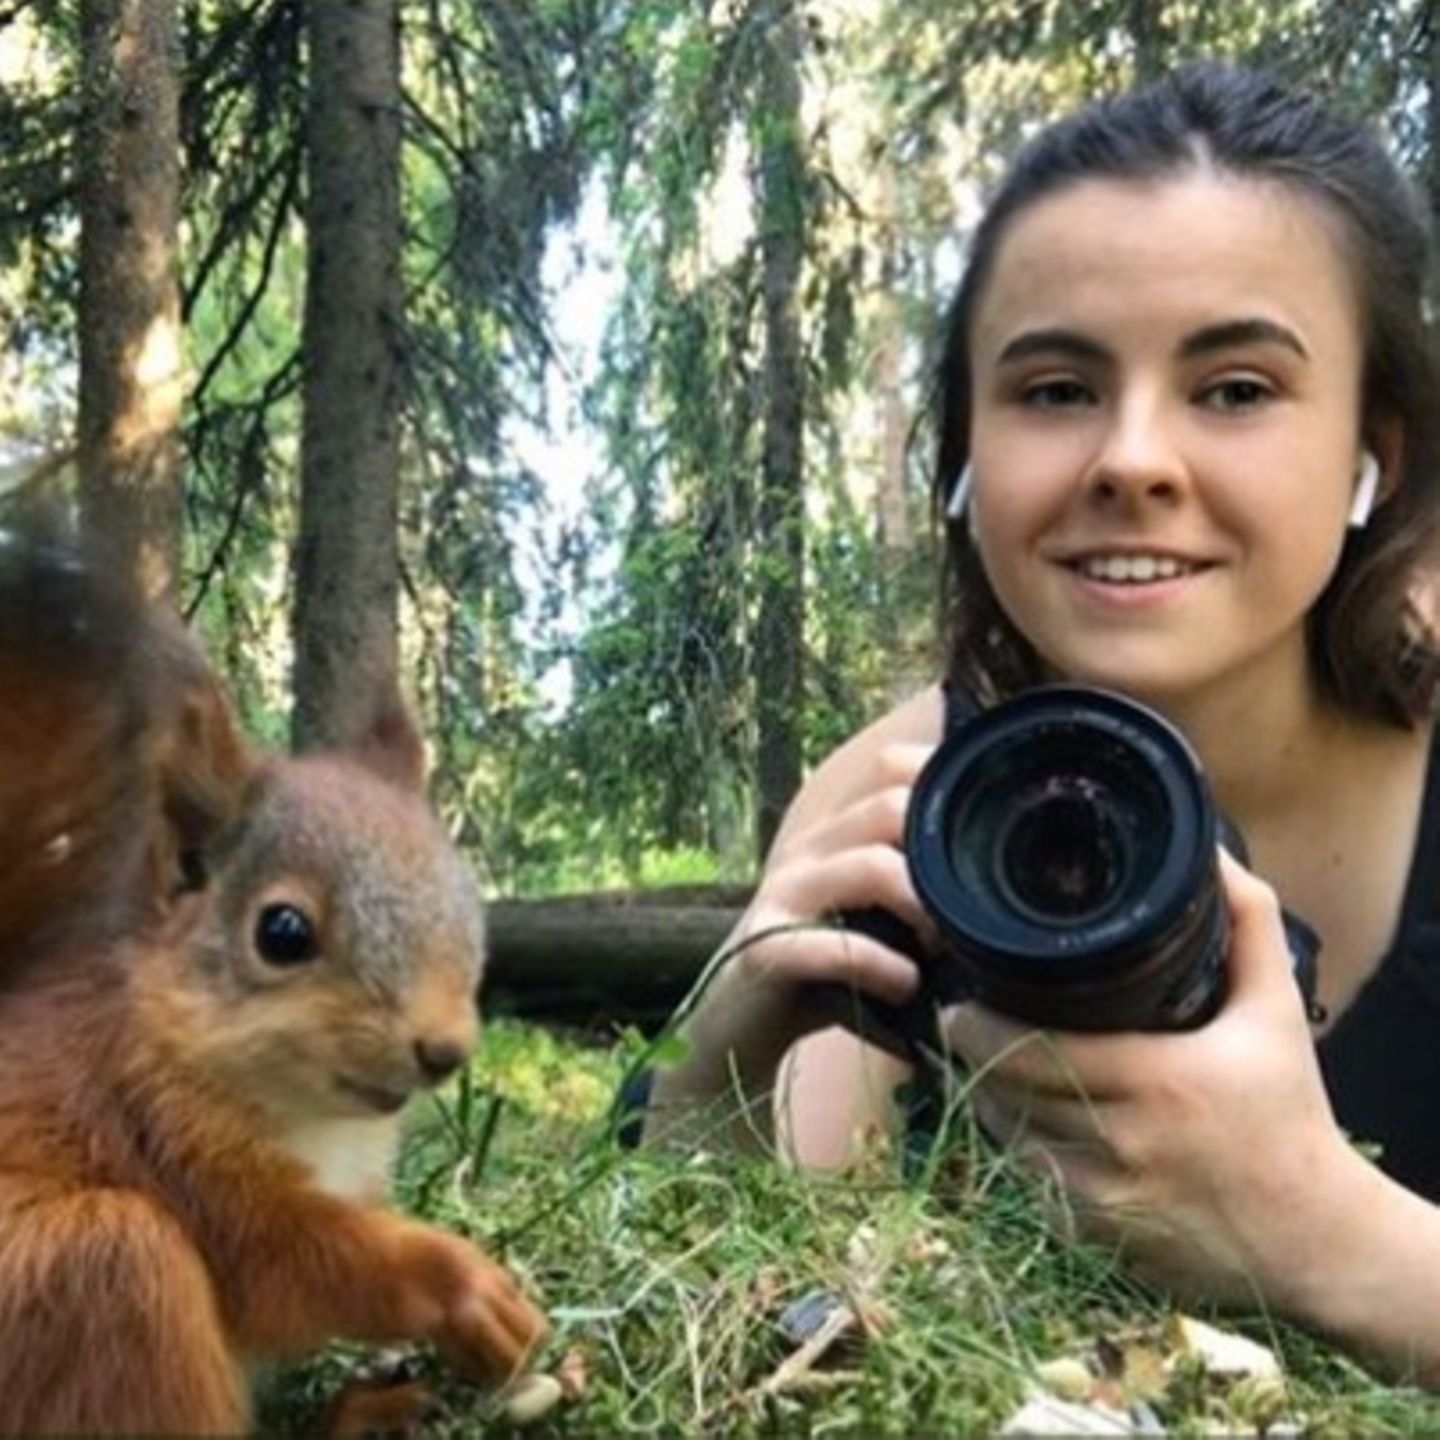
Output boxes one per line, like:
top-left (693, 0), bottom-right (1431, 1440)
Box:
top-left (260, 1020), bottom-right (1440, 1437)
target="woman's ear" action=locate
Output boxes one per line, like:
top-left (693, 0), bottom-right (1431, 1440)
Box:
top-left (1367, 413), bottom-right (1406, 506)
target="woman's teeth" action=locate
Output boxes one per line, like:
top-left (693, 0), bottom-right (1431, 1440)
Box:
top-left (1077, 555), bottom-right (1196, 583)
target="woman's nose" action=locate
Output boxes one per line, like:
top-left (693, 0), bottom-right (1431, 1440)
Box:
top-left (1086, 401), bottom-right (1187, 507)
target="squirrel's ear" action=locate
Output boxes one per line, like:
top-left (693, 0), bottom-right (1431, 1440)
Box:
top-left (151, 631), bottom-right (259, 894)
top-left (350, 677), bottom-right (428, 794)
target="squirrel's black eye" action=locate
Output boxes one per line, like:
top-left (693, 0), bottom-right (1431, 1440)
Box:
top-left (254, 903), bottom-right (320, 966)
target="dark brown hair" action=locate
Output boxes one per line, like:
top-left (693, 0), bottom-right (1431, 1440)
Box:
top-left (932, 62), bottom-right (1440, 724)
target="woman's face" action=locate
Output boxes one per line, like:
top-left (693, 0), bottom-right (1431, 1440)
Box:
top-left (967, 170), bottom-right (1369, 715)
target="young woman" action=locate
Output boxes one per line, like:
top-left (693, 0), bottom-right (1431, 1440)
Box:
top-left (644, 63), bottom-right (1440, 1380)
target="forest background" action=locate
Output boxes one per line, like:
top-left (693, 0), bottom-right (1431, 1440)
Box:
top-left (13, 1), bottom-right (1438, 927)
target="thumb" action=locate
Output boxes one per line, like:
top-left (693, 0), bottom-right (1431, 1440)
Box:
top-left (1216, 846), bottom-right (1296, 1006)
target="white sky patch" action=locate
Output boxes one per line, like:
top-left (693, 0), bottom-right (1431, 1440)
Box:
top-left (507, 179), bottom-right (622, 712)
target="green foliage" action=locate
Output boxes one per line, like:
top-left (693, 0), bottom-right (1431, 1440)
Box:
top-left (5, 1), bottom-right (1440, 887)
top-left (256, 1021), bottom-right (1440, 1436)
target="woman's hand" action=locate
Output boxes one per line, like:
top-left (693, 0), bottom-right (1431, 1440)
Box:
top-left (942, 850), bottom-right (1367, 1308)
top-left (646, 691), bottom-right (942, 1147)
top-left (671, 738), bottom-right (933, 1096)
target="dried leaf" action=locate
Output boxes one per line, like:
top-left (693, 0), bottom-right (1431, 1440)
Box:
top-left (845, 1222), bottom-right (881, 1276)
top-left (1170, 1316), bottom-right (1281, 1380)
top-left (1035, 1356), bottom-right (1095, 1403)
top-left (501, 1373), bottom-right (564, 1427)
top-left (554, 1346), bottom-right (590, 1403)
top-left (1118, 1342), bottom-right (1171, 1403)
top-left (999, 1389), bottom-right (1138, 1436)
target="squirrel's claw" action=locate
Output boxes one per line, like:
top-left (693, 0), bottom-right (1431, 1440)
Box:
top-left (433, 1256), bottom-right (551, 1387)
top-left (323, 1377), bottom-right (443, 1440)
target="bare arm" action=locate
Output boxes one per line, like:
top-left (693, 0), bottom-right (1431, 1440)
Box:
top-left (1287, 1165), bottom-right (1440, 1386)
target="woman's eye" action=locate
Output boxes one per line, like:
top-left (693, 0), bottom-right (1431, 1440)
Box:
top-left (1019, 378), bottom-right (1094, 410)
top-left (1202, 376), bottom-right (1273, 412)
top-left (254, 903), bottom-right (321, 967)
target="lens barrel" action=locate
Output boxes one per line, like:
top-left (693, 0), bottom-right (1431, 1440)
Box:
top-left (907, 686), bottom-right (1227, 1030)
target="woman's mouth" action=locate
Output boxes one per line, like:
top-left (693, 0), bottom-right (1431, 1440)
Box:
top-left (1070, 553), bottom-right (1208, 584)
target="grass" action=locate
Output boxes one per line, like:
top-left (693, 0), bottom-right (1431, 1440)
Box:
top-left (259, 1020), bottom-right (1440, 1437)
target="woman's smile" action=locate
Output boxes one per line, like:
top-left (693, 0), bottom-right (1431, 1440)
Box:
top-left (1062, 555), bottom-right (1217, 609)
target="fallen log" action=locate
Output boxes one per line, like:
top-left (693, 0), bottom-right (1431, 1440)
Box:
top-left (482, 885), bottom-right (751, 1031)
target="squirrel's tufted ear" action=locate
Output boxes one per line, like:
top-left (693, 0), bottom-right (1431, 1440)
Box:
top-left (350, 675), bottom-right (428, 794)
top-left (149, 620), bottom-right (260, 900)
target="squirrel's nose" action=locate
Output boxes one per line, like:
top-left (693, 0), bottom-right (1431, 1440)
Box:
top-left (413, 1038), bottom-right (468, 1084)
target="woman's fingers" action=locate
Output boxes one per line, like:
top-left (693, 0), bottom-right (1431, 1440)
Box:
top-left (764, 844), bottom-right (934, 951)
top-left (736, 915), bottom-right (921, 1004)
top-left (1215, 847), bottom-right (1300, 1007)
top-left (940, 1001), bottom-right (1140, 1101)
top-left (786, 784), bottom-right (915, 864)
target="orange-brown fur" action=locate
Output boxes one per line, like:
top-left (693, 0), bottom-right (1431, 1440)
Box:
top-left (0, 534), bottom-right (547, 1434)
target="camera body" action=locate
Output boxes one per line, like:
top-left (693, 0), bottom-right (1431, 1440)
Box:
top-left (822, 686), bottom-right (1320, 1060)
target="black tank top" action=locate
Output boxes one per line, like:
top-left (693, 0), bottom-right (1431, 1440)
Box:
top-left (1316, 723), bottom-right (1440, 1200)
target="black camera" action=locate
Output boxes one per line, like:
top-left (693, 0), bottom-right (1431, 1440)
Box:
top-left (822, 686), bottom-right (1321, 1059)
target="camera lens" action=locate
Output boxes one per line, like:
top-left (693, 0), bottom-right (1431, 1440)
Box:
top-left (907, 686), bottom-right (1225, 1030)
top-left (993, 778), bottom-right (1133, 925)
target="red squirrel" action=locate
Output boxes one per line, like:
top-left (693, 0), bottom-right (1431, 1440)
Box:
top-left (0, 530), bottom-right (548, 1434)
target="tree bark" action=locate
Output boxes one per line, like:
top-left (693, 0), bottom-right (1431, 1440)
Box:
top-left (483, 887), bottom-right (749, 1029)
top-left (874, 163), bottom-right (912, 560)
top-left (293, 1), bottom-right (404, 750)
top-left (1426, 1), bottom-right (1440, 241)
top-left (753, 0), bottom-right (807, 859)
top-left (1127, 0), bottom-right (1170, 84)
top-left (77, 0), bottom-right (183, 603)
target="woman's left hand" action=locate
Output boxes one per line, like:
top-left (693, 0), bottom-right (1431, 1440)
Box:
top-left (942, 851), bottom-right (1361, 1307)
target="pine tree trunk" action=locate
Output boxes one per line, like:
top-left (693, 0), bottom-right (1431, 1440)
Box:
top-left (753, 1), bottom-right (806, 859)
top-left (1426, 2), bottom-right (1440, 240)
top-left (1127, 0), bottom-right (1169, 83)
top-left (293, 1), bottom-right (403, 750)
top-left (77, 0), bottom-right (183, 602)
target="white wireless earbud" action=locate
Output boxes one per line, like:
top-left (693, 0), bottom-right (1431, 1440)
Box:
top-left (1349, 451), bottom-right (1381, 530)
top-left (946, 462), bottom-right (973, 522)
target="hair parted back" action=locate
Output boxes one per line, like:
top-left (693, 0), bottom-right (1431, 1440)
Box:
top-left (933, 60), bottom-right (1440, 725)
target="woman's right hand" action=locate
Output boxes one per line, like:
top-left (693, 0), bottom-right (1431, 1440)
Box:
top-left (645, 689), bottom-right (943, 1144)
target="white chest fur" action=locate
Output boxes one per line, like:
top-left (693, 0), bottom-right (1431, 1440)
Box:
top-left (275, 1114), bottom-right (403, 1204)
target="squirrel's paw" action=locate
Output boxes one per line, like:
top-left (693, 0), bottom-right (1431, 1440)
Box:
top-left (431, 1247), bottom-right (550, 1386)
top-left (323, 1375), bottom-right (442, 1440)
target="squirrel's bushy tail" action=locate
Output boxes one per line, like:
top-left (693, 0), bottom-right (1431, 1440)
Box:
top-left (0, 530), bottom-right (210, 976)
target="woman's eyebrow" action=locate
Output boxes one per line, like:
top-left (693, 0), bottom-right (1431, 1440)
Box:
top-left (995, 329), bottom-right (1111, 366)
top-left (993, 318), bottom-right (1310, 368)
top-left (1178, 317), bottom-right (1309, 359)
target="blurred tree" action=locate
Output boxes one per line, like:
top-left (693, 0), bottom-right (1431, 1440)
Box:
top-left (753, 0), bottom-right (807, 857)
top-left (291, 0), bottom-right (403, 749)
top-left (77, 0), bottom-right (183, 599)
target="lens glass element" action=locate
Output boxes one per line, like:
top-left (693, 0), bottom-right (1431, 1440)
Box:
top-left (993, 778), bottom-right (1132, 924)
top-left (943, 728), bottom-right (1169, 942)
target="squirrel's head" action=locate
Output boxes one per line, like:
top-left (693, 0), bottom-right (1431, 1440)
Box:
top-left (135, 677), bottom-right (487, 1124)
